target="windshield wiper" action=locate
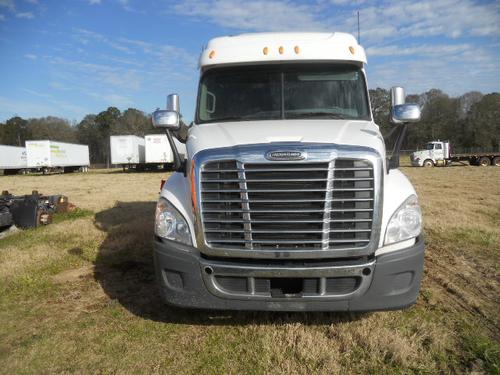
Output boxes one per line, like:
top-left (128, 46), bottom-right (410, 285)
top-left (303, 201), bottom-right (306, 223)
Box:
top-left (286, 112), bottom-right (352, 119)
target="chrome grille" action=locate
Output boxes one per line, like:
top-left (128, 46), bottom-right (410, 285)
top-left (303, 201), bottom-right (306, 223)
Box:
top-left (200, 159), bottom-right (374, 252)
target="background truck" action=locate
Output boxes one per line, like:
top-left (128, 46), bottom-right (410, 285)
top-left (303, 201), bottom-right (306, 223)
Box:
top-left (144, 134), bottom-right (187, 170)
top-left (0, 145), bottom-right (27, 175)
top-left (110, 135), bottom-right (145, 170)
top-left (410, 140), bottom-right (500, 167)
top-left (150, 32), bottom-right (424, 312)
top-left (26, 140), bottom-right (90, 173)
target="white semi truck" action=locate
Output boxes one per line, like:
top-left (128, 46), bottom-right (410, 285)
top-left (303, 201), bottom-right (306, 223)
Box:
top-left (151, 32), bottom-right (424, 311)
top-left (26, 140), bottom-right (89, 173)
top-left (0, 145), bottom-right (27, 175)
top-left (411, 140), bottom-right (500, 167)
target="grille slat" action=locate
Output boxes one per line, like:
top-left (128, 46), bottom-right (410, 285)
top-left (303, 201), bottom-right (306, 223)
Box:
top-left (201, 159), bottom-right (374, 251)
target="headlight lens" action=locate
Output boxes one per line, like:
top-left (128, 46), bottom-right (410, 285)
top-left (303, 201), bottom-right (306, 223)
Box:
top-left (384, 195), bottom-right (422, 245)
top-left (155, 198), bottom-right (192, 245)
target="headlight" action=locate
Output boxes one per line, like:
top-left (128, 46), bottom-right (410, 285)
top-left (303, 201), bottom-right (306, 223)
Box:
top-left (155, 198), bottom-right (192, 245)
top-left (384, 195), bottom-right (422, 245)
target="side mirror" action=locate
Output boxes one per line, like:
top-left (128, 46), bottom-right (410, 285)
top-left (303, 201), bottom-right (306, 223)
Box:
top-left (390, 86), bottom-right (421, 124)
top-left (152, 110), bottom-right (180, 130)
top-left (391, 104), bottom-right (421, 123)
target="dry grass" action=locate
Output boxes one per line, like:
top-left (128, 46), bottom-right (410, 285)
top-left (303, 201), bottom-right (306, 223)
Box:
top-left (0, 165), bottom-right (499, 374)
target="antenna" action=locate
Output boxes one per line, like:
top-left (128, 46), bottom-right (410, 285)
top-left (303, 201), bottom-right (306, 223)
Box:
top-left (357, 11), bottom-right (360, 44)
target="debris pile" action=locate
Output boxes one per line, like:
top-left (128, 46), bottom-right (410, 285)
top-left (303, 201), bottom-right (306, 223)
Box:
top-left (0, 190), bottom-right (69, 232)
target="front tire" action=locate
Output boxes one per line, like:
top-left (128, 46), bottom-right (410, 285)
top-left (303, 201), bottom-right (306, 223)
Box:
top-left (423, 159), bottom-right (434, 167)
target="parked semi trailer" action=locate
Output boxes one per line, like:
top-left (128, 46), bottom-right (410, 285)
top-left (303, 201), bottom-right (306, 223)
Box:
top-left (145, 134), bottom-right (187, 170)
top-left (150, 32), bottom-right (425, 312)
top-left (0, 145), bottom-right (27, 175)
top-left (411, 140), bottom-right (500, 167)
top-left (110, 135), bottom-right (145, 170)
top-left (26, 141), bottom-right (90, 173)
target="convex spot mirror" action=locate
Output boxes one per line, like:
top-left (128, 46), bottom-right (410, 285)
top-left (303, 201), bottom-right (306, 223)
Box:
top-left (152, 110), bottom-right (180, 130)
top-left (391, 104), bottom-right (421, 124)
top-left (390, 86), bottom-right (422, 124)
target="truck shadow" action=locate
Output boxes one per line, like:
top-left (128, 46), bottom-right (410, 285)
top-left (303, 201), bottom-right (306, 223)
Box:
top-left (93, 201), bottom-right (369, 326)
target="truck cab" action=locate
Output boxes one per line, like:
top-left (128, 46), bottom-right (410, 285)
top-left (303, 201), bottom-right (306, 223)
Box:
top-left (411, 141), bottom-right (450, 167)
top-left (152, 32), bottom-right (424, 311)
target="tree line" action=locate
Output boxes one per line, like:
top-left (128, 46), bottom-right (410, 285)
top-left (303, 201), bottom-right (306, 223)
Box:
top-left (0, 107), bottom-right (159, 165)
top-left (371, 89), bottom-right (499, 153)
top-left (1, 89), bottom-right (499, 164)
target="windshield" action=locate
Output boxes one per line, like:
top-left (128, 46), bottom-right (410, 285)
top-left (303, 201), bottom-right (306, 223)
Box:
top-left (425, 143), bottom-right (435, 150)
top-left (196, 64), bottom-right (371, 124)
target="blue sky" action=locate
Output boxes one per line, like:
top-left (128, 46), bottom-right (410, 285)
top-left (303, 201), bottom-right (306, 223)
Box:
top-left (0, 0), bottom-right (499, 123)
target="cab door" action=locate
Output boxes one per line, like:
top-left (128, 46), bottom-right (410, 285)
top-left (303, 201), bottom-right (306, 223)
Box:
top-left (433, 142), bottom-right (445, 162)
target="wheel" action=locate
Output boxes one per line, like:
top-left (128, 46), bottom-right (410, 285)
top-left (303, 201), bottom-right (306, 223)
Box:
top-left (493, 156), bottom-right (500, 167)
top-left (478, 157), bottom-right (491, 167)
top-left (423, 159), bottom-right (434, 167)
top-left (469, 158), bottom-right (478, 166)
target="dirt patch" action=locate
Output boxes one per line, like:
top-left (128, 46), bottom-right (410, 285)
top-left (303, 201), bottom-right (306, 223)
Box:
top-left (52, 265), bottom-right (94, 284)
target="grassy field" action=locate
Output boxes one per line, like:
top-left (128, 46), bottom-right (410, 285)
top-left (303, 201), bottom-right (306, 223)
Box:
top-left (0, 165), bottom-right (499, 374)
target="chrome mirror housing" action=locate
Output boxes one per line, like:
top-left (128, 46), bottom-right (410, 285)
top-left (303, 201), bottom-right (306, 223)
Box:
top-left (391, 86), bottom-right (406, 106)
top-left (167, 93), bottom-right (180, 112)
top-left (152, 110), bottom-right (180, 130)
top-left (391, 104), bottom-right (421, 124)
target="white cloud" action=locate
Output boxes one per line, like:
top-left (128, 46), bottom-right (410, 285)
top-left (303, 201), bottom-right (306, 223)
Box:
top-left (0, 0), bottom-right (14, 11)
top-left (366, 43), bottom-right (471, 57)
top-left (0, 13), bottom-right (5, 20)
top-left (174, 0), bottom-right (324, 31)
top-left (350, 0), bottom-right (500, 43)
top-left (73, 28), bottom-right (132, 54)
top-left (0, 96), bottom-right (54, 119)
top-left (24, 53), bottom-right (37, 59)
top-left (116, 0), bottom-right (144, 14)
top-left (173, 0), bottom-right (500, 42)
top-left (16, 11), bottom-right (34, 18)
top-left (88, 92), bottom-right (134, 107)
top-left (88, 0), bottom-right (101, 4)
top-left (25, 0), bottom-right (38, 4)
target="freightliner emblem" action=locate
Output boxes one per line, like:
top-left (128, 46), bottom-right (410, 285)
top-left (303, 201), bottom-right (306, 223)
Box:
top-left (265, 150), bottom-right (306, 161)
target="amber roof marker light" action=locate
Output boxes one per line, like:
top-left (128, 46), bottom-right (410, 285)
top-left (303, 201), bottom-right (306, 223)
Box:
top-left (278, 46), bottom-right (284, 54)
top-left (349, 46), bottom-right (355, 54)
top-left (208, 50), bottom-right (215, 59)
top-left (294, 46), bottom-right (300, 54)
top-left (263, 46), bottom-right (269, 55)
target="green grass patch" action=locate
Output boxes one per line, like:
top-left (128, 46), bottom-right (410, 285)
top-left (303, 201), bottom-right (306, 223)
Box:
top-left (52, 208), bottom-right (94, 224)
top-left (459, 321), bottom-right (500, 374)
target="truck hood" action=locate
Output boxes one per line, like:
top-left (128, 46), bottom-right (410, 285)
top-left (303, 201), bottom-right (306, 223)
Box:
top-left (187, 119), bottom-right (385, 158)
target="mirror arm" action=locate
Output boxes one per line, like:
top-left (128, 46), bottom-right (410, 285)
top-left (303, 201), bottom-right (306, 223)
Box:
top-left (388, 123), bottom-right (408, 171)
top-left (165, 129), bottom-right (186, 176)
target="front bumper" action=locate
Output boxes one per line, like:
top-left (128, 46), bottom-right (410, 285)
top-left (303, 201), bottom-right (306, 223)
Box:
top-left (153, 236), bottom-right (425, 311)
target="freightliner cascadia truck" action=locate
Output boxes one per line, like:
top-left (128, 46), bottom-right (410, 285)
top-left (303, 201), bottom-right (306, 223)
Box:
top-left (152, 32), bottom-right (424, 311)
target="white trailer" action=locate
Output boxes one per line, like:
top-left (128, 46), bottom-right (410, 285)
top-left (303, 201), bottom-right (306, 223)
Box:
top-left (26, 140), bottom-right (90, 173)
top-left (110, 135), bottom-right (145, 170)
top-left (144, 134), bottom-right (187, 169)
top-left (0, 145), bottom-right (27, 175)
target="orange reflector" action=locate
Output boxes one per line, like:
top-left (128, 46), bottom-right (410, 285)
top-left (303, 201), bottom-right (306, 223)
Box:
top-left (209, 50), bottom-right (215, 59)
top-left (263, 46), bottom-right (269, 55)
top-left (294, 46), bottom-right (300, 54)
top-left (349, 46), bottom-right (355, 54)
top-left (279, 46), bottom-right (284, 54)
top-left (160, 178), bottom-right (166, 191)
